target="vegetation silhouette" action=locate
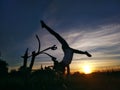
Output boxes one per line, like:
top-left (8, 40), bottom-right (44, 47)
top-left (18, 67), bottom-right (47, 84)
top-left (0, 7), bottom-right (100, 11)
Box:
top-left (1, 68), bottom-right (120, 90)
top-left (28, 44), bottom-right (57, 72)
top-left (28, 35), bottom-right (41, 72)
top-left (0, 58), bottom-right (8, 76)
top-left (21, 48), bottom-right (29, 68)
top-left (19, 35), bottom-right (57, 73)
top-left (19, 48), bottom-right (30, 75)
top-left (40, 20), bottom-right (92, 75)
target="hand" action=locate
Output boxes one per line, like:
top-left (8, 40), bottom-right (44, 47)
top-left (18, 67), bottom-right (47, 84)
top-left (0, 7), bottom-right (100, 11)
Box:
top-left (85, 51), bottom-right (92, 57)
top-left (40, 20), bottom-right (46, 28)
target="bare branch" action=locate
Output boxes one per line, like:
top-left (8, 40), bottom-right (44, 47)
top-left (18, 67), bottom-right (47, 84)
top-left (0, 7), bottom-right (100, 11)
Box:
top-left (36, 34), bottom-right (41, 54)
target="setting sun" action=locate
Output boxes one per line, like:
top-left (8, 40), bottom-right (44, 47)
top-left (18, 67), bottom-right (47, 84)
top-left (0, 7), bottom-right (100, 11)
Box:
top-left (82, 65), bottom-right (92, 74)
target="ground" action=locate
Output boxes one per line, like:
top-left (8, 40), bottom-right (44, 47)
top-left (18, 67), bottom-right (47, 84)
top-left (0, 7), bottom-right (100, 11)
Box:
top-left (0, 70), bottom-right (120, 90)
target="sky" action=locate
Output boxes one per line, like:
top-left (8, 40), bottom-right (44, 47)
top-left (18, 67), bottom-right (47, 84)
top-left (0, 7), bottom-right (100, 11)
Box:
top-left (0, 0), bottom-right (120, 72)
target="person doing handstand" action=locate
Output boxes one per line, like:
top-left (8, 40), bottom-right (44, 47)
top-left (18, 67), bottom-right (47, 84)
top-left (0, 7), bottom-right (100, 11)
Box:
top-left (40, 20), bottom-right (92, 75)
top-left (42, 52), bottom-right (64, 73)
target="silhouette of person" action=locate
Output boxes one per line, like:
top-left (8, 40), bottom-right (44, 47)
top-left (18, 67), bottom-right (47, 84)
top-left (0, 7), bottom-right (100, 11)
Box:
top-left (40, 20), bottom-right (92, 74)
top-left (43, 53), bottom-right (58, 68)
top-left (43, 52), bottom-right (65, 73)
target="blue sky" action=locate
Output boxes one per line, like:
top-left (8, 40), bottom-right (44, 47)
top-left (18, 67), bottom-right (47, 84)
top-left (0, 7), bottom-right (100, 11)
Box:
top-left (0, 0), bottom-right (120, 70)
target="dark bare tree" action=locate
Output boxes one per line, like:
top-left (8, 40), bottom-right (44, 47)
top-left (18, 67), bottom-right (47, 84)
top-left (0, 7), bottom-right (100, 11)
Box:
top-left (28, 35), bottom-right (57, 72)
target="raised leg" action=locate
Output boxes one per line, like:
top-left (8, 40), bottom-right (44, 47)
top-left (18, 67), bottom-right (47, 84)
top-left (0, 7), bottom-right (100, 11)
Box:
top-left (40, 20), bottom-right (69, 48)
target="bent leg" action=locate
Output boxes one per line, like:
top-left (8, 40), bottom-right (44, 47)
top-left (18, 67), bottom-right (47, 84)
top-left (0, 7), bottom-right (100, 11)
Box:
top-left (41, 20), bottom-right (69, 48)
top-left (72, 48), bottom-right (92, 57)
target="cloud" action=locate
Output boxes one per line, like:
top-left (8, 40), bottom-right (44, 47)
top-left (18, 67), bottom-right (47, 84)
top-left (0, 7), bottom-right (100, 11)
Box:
top-left (54, 23), bottom-right (120, 61)
top-left (15, 20), bottom-right (120, 70)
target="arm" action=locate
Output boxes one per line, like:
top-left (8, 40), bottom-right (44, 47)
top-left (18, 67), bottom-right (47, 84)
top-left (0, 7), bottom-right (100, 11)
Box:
top-left (43, 52), bottom-right (58, 63)
top-left (45, 52), bottom-right (56, 62)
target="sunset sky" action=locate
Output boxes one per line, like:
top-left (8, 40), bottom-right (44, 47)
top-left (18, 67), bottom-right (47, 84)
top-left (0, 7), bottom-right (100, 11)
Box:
top-left (0, 0), bottom-right (120, 72)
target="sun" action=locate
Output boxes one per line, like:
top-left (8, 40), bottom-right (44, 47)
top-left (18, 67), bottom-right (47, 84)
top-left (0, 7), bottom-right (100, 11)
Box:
top-left (82, 65), bottom-right (92, 74)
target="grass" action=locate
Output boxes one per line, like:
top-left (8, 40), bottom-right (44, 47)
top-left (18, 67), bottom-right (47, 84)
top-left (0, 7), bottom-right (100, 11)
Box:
top-left (0, 70), bottom-right (120, 90)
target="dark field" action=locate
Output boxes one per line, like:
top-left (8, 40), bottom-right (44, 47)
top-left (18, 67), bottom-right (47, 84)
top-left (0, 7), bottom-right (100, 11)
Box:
top-left (0, 70), bottom-right (120, 90)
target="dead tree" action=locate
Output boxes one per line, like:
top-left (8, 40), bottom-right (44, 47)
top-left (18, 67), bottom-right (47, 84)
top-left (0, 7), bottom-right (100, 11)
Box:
top-left (20, 34), bottom-right (57, 72)
top-left (29, 35), bottom-right (41, 71)
top-left (28, 35), bottom-right (57, 72)
top-left (21, 48), bottom-right (29, 68)
top-left (19, 48), bottom-right (29, 72)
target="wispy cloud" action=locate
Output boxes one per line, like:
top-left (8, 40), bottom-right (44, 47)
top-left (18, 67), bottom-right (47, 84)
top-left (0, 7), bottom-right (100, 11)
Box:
top-left (60, 23), bottom-right (120, 60)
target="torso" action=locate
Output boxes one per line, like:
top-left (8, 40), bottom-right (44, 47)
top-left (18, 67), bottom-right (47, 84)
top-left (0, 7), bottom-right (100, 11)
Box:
top-left (62, 48), bottom-right (73, 66)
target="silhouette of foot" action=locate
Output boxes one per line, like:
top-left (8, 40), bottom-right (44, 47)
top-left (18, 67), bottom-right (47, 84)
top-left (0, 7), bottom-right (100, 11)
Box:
top-left (40, 20), bottom-right (46, 28)
top-left (85, 51), bottom-right (92, 57)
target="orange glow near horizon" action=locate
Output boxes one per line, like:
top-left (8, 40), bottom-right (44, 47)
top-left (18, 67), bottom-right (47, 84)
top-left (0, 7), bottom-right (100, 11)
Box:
top-left (9, 59), bottom-right (120, 73)
top-left (70, 60), bottom-right (95, 74)
top-left (82, 64), bottom-right (92, 74)
top-left (70, 59), bottom-right (120, 74)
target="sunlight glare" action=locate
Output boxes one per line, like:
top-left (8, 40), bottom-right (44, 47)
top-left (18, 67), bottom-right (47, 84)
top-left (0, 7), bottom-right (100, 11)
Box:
top-left (82, 65), bottom-right (92, 74)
